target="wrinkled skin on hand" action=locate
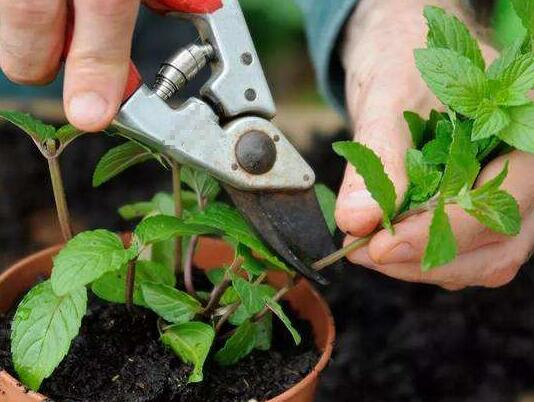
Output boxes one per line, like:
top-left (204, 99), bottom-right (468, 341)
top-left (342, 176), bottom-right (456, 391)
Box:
top-left (337, 0), bottom-right (534, 290)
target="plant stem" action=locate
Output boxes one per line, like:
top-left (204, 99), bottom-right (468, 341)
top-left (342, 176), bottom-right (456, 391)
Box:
top-left (202, 256), bottom-right (244, 317)
top-left (215, 299), bottom-right (240, 333)
top-left (215, 273), bottom-right (268, 333)
top-left (183, 192), bottom-right (208, 297)
top-left (254, 284), bottom-right (291, 322)
top-left (171, 161), bottom-right (183, 274)
top-left (312, 236), bottom-right (372, 271)
top-left (184, 236), bottom-right (198, 296)
top-left (125, 258), bottom-right (137, 312)
top-left (47, 151), bottom-right (73, 241)
top-left (312, 198), bottom-right (441, 271)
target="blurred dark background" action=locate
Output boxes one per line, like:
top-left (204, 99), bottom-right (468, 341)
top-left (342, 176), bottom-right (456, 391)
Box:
top-left (2, 1), bottom-right (534, 401)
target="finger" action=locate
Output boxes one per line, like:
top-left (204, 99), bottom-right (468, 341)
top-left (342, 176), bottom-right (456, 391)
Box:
top-left (335, 101), bottom-right (414, 238)
top-left (0, 0), bottom-right (66, 84)
top-left (336, 45), bottom-right (441, 238)
top-left (367, 151), bottom-right (534, 265)
top-left (366, 205), bottom-right (503, 265)
top-left (64, 0), bottom-right (141, 132)
top-left (345, 232), bottom-right (530, 290)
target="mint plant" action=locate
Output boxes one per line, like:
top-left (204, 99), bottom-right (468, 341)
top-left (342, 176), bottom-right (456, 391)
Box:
top-left (0, 112), bottom-right (85, 240)
top-left (93, 138), bottom-right (220, 282)
top-left (314, 3), bottom-right (534, 272)
top-left (7, 116), bottom-right (336, 390)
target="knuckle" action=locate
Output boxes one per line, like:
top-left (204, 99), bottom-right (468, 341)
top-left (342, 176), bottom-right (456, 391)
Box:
top-left (68, 52), bottom-right (126, 73)
top-left (2, 65), bottom-right (56, 85)
top-left (3, 0), bottom-right (59, 27)
top-left (1, 59), bottom-right (52, 85)
top-left (1, 48), bottom-right (58, 84)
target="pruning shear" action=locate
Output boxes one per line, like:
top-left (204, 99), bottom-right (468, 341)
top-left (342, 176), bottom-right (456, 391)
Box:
top-left (65, 0), bottom-right (337, 285)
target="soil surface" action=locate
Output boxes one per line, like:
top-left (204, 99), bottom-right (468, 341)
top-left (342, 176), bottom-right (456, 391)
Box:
top-left (0, 294), bottom-right (319, 402)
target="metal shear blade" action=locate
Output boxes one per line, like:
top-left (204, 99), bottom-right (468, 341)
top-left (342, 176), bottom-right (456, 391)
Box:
top-left (225, 186), bottom-right (334, 285)
top-left (111, 0), bottom-right (338, 285)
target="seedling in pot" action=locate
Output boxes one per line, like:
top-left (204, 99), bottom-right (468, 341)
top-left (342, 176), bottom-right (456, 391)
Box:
top-left (7, 117), bottom-right (337, 391)
top-left (315, 2), bottom-right (534, 271)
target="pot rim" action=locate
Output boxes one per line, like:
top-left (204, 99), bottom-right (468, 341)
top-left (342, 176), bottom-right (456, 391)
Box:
top-left (0, 242), bottom-right (335, 401)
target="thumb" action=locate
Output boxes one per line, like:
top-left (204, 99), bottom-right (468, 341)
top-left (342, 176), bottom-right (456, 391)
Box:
top-left (335, 110), bottom-right (412, 237)
top-left (335, 3), bottom-right (442, 238)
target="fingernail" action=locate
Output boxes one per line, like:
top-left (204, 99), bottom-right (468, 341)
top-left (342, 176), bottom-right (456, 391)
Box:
top-left (378, 242), bottom-right (415, 264)
top-left (339, 190), bottom-right (378, 209)
top-left (68, 92), bottom-right (108, 127)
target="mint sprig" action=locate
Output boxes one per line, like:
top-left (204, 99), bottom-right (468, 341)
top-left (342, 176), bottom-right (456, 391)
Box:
top-left (326, 5), bottom-right (529, 272)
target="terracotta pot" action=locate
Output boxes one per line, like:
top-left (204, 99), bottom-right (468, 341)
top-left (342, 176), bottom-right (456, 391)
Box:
top-left (0, 238), bottom-right (335, 402)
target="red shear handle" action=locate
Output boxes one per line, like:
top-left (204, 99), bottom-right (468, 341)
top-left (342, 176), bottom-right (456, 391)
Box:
top-left (62, 0), bottom-right (222, 102)
top-left (144, 0), bottom-right (222, 14)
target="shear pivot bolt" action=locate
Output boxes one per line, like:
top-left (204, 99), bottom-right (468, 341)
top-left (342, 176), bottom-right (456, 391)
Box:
top-left (241, 52), bottom-right (253, 65)
top-left (245, 88), bottom-right (257, 101)
top-left (235, 131), bottom-right (277, 175)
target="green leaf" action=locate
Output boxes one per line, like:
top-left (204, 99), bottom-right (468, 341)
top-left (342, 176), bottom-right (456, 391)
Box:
top-left (151, 192), bottom-right (180, 216)
top-left (215, 320), bottom-right (257, 366)
top-left (427, 110), bottom-right (448, 133)
top-left (186, 203), bottom-right (288, 270)
top-left (498, 103), bottom-right (534, 152)
top-left (264, 299), bottom-right (301, 345)
top-left (414, 48), bottom-right (488, 118)
top-left (314, 184), bottom-right (337, 234)
top-left (511, 0), bottom-right (534, 36)
top-left (152, 239), bottom-right (176, 272)
top-left (161, 322), bottom-right (215, 383)
top-left (182, 167), bottom-right (220, 201)
top-left (457, 163), bottom-right (521, 235)
top-left (51, 230), bottom-right (130, 296)
top-left (0, 110), bottom-right (56, 142)
top-left (229, 304), bottom-right (251, 326)
top-left (220, 287), bottom-right (240, 305)
top-left (119, 192), bottom-right (198, 221)
top-left (463, 190), bottom-right (520, 236)
top-left (254, 313), bottom-right (273, 351)
top-left (55, 124), bottom-right (85, 147)
top-left (440, 122), bottom-right (480, 197)
top-left (93, 141), bottom-right (160, 187)
top-left (472, 104), bottom-right (510, 140)
top-left (134, 215), bottom-right (214, 246)
top-left (404, 111), bottom-right (427, 148)
top-left (493, 54), bottom-right (534, 106)
top-left (236, 244), bottom-right (267, 276)
top-left (118, 202), bottom-right (155, 220)
top-left (91, 260), bottom-right (175, 307)
top-left (333, 141), bottom-right (396, 230)
top-left (233, 277), bottom-right (276, 315)
top-left (206, 268), bottom-right (225, 286)
top-left (422, 120), bottom-right (453, 164)
top-left (487, 34), bottom-right (529, 79)
top-left (424, 6), bottom-right (485, 70)
top-left (422, 199), bottom-right (457, 271)
top-left (142, 283), bottom-right (202, 324)
top-left (11, 281), bottom-right (87, 391)
top-left (405, 149), bottom-right (442, 202)
top-left (119, 192), bottom-right (198, 272)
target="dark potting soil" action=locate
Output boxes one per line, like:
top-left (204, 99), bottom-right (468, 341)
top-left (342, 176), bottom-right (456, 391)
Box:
top-left (0, 294), bottom-right (319, 402)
